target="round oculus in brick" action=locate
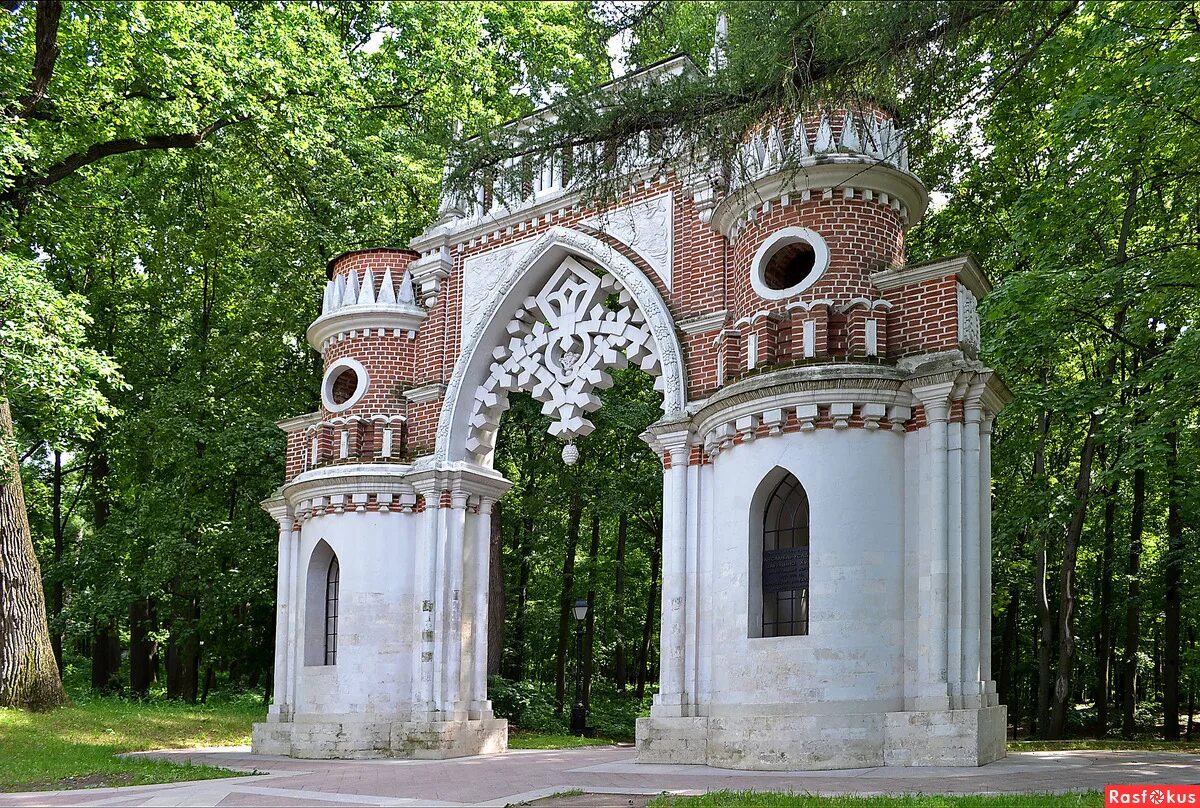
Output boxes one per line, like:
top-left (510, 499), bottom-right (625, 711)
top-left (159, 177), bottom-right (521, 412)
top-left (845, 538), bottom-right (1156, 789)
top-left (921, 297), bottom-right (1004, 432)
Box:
top-left (750, 227), bottom-right (830, 301)
top-left (322, 357), bottom-right (369, 413)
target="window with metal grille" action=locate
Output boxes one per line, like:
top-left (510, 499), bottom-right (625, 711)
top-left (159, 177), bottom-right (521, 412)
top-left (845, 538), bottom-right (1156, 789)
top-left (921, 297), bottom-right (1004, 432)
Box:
top-left (761, 473), bottom-right (810, 637)
top-left (324, 556), bottom-right (339, 665)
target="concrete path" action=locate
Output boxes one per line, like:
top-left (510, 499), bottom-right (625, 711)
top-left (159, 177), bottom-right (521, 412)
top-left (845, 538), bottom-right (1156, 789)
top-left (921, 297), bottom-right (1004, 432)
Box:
top-left (1, 746), bottom-right (1198, 807)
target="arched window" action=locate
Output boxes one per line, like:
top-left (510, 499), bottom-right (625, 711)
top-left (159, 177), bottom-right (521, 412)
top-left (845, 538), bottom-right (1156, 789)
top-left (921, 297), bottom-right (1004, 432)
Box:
top-left (324, 557), bottom-right (339, 665)
top-left (304, 540), bottom-right (340, 666)
top-left (760, 473), bottom-right (810, 637)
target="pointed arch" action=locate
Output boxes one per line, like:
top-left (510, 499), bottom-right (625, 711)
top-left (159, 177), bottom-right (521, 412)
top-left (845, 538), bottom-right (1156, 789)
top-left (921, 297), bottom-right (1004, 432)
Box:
top-left (304, 540), bottom-right (340, 666)
top-left (748, 467), bottom-right (810, 638)
top-left (435, 226), bottom-right (686, 464)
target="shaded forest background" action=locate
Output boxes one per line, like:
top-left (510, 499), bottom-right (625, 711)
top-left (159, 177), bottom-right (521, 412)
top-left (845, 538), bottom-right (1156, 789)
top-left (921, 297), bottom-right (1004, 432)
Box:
top-left (0, 1), bottom-right (1196, 740)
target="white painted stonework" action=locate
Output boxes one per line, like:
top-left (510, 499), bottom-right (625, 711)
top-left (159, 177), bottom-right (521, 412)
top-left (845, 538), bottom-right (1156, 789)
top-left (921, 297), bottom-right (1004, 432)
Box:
top-left (255, 67), bottom-right (1010, 768)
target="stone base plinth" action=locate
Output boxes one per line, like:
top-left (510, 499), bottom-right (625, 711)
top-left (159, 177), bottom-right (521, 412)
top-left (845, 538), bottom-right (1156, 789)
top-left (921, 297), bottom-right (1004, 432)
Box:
top-left (636, 706), bottom-right (1006, 770)
top-left (252, 717), bottom-right (508, 760)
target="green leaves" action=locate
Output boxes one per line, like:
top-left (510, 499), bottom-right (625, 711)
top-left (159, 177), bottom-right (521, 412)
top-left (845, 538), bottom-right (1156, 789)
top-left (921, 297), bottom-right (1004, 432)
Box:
top-left (0, 253), bottom-right (120, 450)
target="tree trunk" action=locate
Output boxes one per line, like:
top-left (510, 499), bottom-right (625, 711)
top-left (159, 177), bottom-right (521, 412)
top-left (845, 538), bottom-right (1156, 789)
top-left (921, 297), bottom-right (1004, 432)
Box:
top-left (89, 622), bottom-right (120, 693)
top-left (1049, 411), bottom-right (1100, 738)
top-left (636, 520), bottom-right (662, 700)
top-left (129, 597), bottom-right (156, 697)
top-left (1033, 408), bottom-right (1054, 738)
top-left (998, 590), bottom-right (1020, 730)
top-left (1162, 426), bottom-right (1184, 740)
top-left (0, 401), bottom-right (68, 709)
top-left (554, 493), bottom-right (581, 715)
top-left (1095, 445), bottom-right (1119, 735)
top-left (614, 512), bottom-right (628, 692)
top-left (583, 509), bottom-right (599, 711)
top-left (512, 515), bottom-right (533, 680)
top-left (487, 500), bottom-right (504, 677)
top-left (50, 450), bottom-right (63, 674)
top-left (1121, 463), bottom-right (1147, 739)
top-left (1186, 625), bottom-right (1196, 741)
top-left (166, 599), bottom-right (200, 703)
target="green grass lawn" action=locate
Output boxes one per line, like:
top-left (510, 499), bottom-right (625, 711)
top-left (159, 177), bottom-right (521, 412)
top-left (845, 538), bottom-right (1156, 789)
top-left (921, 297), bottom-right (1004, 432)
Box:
top-left (648, 793), bottom-right (1104, 807)
top-left (0, 693), bottom-right (264, 792)
top-left (1009, 738), bottom-right (1200, 754)
top-left (507, 730), bottom-right (627, 749)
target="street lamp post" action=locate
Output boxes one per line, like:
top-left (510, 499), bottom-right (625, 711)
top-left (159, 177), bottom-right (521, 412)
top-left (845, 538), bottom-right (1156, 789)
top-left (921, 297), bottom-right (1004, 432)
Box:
top-left (570, 598), bottom-right (589, 736)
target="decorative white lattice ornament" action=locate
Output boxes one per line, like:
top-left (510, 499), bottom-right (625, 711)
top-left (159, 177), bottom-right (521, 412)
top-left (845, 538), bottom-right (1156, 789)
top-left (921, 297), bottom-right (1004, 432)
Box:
top-left (464, 256), bottom-right (663, 458)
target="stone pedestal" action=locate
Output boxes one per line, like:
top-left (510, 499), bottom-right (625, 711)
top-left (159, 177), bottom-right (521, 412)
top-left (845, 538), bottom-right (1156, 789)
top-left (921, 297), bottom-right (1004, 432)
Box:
top-left (252, 717), bottom-right (508, 760)
top-left (636, 706), bottom-right (1006, 770)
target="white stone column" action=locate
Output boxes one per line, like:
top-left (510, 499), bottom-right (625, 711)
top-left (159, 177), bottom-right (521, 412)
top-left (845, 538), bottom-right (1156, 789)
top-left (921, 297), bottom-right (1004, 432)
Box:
top-left (980, 411), bottom-right (997, 706)
top-left (695, 459), bottom-right (715, 709)
top-left (961, 401), bottom-right (983, 708)
top-left (285, 519), bottom-right (302, 716)
top-left (268, 509), bottom-right (293, 720)
top-left (443, 490), bottom-right (469, 718)
top-left (912, 382), bottom-right (953, 710)
top-left (471, 497), bottom-right (494, 718)
top-left (684, 461), bottom-right (701, 715)
top-left (412, 481), bottom-right (442, 719)
top-left (947, 420), bottom-right (963, 705)
top-left (649, 427), bottom-right (692, 717)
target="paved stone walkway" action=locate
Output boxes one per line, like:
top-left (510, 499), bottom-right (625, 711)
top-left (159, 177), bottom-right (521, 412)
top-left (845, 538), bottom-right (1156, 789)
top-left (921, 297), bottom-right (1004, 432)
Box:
top-left (1, 746), bottom-right (1198, 807)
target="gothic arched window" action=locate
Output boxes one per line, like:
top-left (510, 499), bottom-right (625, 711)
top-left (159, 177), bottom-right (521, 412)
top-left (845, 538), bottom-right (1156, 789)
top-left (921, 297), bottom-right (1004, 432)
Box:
top-left (304, 540), bottom-right (339, 667)
top-left (760, 473), bottom-right (810, 637)
top-left (324, 556), bottom-right (340, 665)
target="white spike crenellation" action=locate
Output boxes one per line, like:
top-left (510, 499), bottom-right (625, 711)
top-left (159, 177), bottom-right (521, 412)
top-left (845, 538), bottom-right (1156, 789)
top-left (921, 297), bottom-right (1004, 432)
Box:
top-left (398, 270), bottom-right (416, 305)
top-left (333, 274), bottom-right (347, 311)
top-left (346, 269), bottom-right (360, 307)
top-left (840, 111), bottom-right (862, 152)
top-left (359, 268), bottom-right (376, 305)
top-left (322, 280), bottom-right (336, 314)
top-left (378, 268), bottom-right (396, 304)
top-left (791, 117), bottom-right (811, 158)
top-left (814, 114), bottom-right (834, 153)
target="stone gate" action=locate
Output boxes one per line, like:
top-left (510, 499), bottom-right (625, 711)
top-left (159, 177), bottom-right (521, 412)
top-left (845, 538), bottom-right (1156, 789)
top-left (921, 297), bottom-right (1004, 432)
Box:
top-left (252, 52), bottom-right (1010, 769)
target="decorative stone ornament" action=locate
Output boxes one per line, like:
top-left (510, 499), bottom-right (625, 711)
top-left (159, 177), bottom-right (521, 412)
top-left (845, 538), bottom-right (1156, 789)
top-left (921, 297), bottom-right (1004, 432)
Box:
top-left (256, 45), bottom-right (1010, 770)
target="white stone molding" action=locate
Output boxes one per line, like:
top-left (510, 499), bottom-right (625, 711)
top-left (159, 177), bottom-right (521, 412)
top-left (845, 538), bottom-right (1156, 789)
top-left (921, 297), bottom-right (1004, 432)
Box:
top-left (678, 310), bottom-right (730, 335)
top-left (871, 254), bottom-right (991, 300)
top-left (957, 283), bottom-right (981, 355)
top-left (749, 227), bottom-right (831, 301)
top-left (321, 358), bottom-right (370, 413)
top-left (579, 191), bottom-right (674, 290)
top-left (307, 302), bottom-right (426, 351)
top-left (435, 227), bottom-right (687, 464)
top-left (459, 236), bottom-right (537, 343)
top-left (710, 161), bottom-right (929, 239)
top-left (403, 383), bottom-right (446, 404)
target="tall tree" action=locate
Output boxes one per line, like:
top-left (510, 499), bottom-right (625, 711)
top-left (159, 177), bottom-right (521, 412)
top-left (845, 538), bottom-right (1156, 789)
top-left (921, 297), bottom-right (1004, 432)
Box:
top-left (0, 254), bottom-right (117, 708)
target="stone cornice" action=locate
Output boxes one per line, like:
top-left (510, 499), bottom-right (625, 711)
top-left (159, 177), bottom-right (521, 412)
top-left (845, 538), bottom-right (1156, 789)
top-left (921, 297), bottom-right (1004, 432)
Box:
top-left (403, 383), bottom-right (446, 404)
top-left (276, 411), bottom-right (322, 434)
top-left (692, 365), bottom-right (912, 438)
top-left (306, 303), bottom-right (428, 351)
top-left (677, 310), bottom-right (730, 336)
top-left (281, 463), bottom-right (417, 507)
top-left (709, 160), bottom-right (929, 239)
top-left (872, 254), bottom-right (990, 299)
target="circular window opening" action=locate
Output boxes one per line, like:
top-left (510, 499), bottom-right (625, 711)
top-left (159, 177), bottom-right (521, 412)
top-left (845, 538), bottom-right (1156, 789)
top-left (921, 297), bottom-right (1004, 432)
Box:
top-left (321, 358), bottom-right (369, 413)
top-left (763, 241), bottom-right (816, 291)
top-left (330, 367), bottom-right (359, 405)
top-left (750, 227), bottom-right (830, 301)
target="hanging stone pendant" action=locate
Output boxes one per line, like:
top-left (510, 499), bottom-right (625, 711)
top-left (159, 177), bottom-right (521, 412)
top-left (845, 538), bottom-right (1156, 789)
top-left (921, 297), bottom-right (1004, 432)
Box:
top-left (562, 442), bottom-right (579, 466)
